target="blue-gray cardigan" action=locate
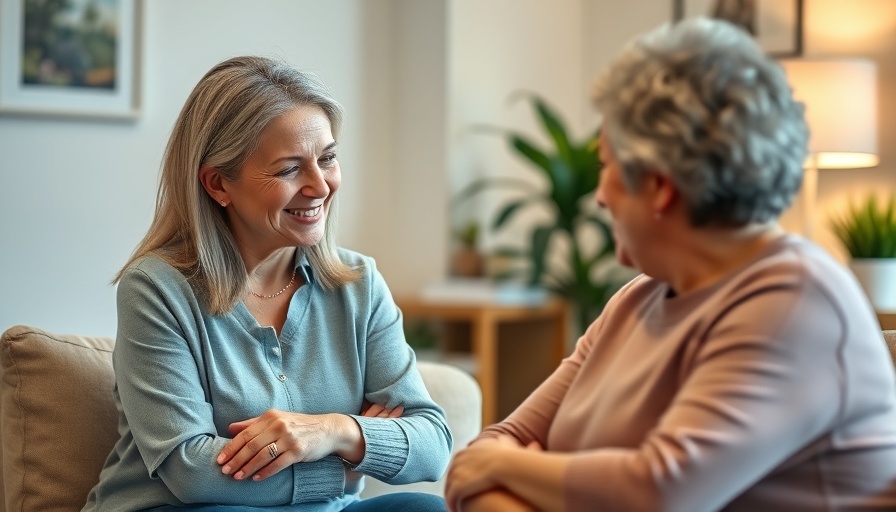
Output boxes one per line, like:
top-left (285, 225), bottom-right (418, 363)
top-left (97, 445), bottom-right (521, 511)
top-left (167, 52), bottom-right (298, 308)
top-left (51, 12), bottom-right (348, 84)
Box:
top-left (83, 249), bottom-right (451, 511)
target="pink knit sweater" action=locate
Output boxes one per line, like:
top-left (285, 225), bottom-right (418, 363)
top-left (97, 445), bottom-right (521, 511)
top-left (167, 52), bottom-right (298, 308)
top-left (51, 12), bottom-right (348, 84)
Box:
top-left (481, 235), bottom-right (896, 511)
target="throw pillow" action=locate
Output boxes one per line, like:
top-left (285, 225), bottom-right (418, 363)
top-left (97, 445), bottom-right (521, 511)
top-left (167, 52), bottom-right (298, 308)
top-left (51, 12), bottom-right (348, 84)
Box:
top-left (0, 325), bottom-right (117, 512)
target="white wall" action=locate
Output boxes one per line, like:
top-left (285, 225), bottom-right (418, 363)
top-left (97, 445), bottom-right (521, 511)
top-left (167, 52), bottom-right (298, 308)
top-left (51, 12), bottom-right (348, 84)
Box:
top-left (581, 0), bottom-right (673, 127)
top-left (447, 0), bottom-right (588, 252)
top-left (373, 0), bottom-right (449, 292)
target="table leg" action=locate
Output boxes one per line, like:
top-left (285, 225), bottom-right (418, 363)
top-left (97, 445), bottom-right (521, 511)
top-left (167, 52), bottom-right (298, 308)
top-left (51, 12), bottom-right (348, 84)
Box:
top-left (472, 312), bottom-right (497, 427)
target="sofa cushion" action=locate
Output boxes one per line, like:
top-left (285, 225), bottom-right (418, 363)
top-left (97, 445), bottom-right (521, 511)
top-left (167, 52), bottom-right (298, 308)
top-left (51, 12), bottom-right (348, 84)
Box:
top-left (0, 325), bottom-right (482, 509)
top-left (0, 325), bottom-right (117, 512)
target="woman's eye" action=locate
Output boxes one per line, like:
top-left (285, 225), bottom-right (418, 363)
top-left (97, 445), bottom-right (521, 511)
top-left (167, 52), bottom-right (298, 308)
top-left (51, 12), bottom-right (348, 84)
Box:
top-left (320, 153), bottom-right (337, 165)
top-left (277, 166), bottom-right (299, 177)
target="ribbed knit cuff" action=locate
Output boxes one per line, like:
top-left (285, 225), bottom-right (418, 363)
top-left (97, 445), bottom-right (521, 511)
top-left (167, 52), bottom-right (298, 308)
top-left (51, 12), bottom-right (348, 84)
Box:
top-left (350, 416), bottom-right (409, 481)
top-left (291, 456), bottom-right (345, 504)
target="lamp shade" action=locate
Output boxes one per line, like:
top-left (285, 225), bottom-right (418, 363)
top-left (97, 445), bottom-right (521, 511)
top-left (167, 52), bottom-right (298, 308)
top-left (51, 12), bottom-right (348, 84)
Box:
top-left (779, 58), bottom-right (879, 169)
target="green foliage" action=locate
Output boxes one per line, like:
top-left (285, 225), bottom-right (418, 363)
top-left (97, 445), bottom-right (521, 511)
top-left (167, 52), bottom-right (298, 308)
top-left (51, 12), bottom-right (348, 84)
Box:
top-left (455, 93), bottom-right (619, 335)
top-left (452, 221), bottom-right (480, 248)
top-left (831, 194), bottom-right (896, 259)
top-left (404, 320), bottom-right (439, 350)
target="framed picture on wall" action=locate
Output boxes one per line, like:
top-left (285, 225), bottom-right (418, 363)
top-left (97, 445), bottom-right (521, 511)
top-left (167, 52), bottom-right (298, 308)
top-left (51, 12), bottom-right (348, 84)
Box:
top-left (673, 0), bottom-right (803, 58)
top-left (0, 0), bottom-right (141, 120)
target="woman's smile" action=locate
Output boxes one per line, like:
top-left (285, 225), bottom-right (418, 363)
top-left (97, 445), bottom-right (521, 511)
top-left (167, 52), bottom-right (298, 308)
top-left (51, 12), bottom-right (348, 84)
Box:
top-left (284, 205), bottom-right (323, 223)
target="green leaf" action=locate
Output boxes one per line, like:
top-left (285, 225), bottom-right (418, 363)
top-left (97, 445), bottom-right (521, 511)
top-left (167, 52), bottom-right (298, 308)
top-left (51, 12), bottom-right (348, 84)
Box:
top-left (532, 96), bottom-right (574, 163)
top-left (548, 158), bottom-right (577, 226)
top-left (572, 139), bottom-right (601, 199)
top-left (510, 135), bottom-right (552, 176)
top-left (492, 196), bottom-right (544, 230)
top-left (528, 226), bottom-right (555, 285)
top-left (830, 194), bottom-right (896, 258)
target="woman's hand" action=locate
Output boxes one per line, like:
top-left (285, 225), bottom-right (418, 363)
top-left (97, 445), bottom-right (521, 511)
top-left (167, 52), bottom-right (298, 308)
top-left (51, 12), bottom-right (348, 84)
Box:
top-left (218, 403), bottom-right (405, 483)
top-left (217, 409), bottom-right (354, 481)
top-left (359, 400), bottom-right (405, 420)
top-left (445, 435), bottom-right (541, 512)
top-left (344, 401), bottom-right (405, 484)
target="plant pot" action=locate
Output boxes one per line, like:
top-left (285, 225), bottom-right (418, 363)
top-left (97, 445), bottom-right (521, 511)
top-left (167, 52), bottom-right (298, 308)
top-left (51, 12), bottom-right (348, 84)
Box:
top-left (850, 258), bottom-right (896, 312)
top-left (451, 247), bottom-right (484, 278)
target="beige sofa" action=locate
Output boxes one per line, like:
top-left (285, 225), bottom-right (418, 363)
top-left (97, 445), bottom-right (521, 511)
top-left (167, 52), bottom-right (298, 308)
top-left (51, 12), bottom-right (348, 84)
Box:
top-left (0, 325), bottom-right (482, 512)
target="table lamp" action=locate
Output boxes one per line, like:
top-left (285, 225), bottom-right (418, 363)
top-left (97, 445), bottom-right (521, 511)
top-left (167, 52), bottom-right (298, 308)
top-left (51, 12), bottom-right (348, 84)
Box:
top-left (778, 58), bottom-right (879, 240)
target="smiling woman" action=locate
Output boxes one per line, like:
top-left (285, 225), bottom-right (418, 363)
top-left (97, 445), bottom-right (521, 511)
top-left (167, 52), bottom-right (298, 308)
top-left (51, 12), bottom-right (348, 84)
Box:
top-left (81, 56), bottom-right (451, 512)
top-left (199, 104), bottom-right (341, 298)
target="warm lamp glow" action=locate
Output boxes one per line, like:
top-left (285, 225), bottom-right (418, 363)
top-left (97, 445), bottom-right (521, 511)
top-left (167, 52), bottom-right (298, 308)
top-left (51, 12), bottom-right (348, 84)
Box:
top-left (779, 58), bottom-right (879, 239)
top-left (780, 58), bottom-right (878, 169)
top-left (814, 152), bottom-right (879, 169)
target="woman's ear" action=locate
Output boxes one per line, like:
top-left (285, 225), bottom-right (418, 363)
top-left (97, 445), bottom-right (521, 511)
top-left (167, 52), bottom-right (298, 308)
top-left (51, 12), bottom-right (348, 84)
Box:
top-left (646, 172), bottom-right (678, 216)
top-left (199, 166), bottom-right (229, 207)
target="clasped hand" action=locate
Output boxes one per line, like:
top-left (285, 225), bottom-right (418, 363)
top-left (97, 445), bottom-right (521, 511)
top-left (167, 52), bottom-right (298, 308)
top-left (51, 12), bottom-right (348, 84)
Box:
top-left (217, 402), bottom-right (403, 482)
top-left (445, 434), bottom-right (541, 512)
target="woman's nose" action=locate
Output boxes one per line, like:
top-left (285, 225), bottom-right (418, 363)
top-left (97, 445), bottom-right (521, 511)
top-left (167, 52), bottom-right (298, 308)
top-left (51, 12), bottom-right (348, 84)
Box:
top-left (300, 166), bottom-right (330, 198)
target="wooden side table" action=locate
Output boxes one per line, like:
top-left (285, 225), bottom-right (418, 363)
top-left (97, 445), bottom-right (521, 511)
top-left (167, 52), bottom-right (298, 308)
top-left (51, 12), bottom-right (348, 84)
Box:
top-left (396, 297), bottom-right (569, 426)
top-left (879, 312), bottom-right (896, 331)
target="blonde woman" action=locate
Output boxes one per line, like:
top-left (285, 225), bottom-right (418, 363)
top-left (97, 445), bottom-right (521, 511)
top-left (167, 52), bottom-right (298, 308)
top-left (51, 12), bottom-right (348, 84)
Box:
top-left (83, 56), bottom-right (450, 512)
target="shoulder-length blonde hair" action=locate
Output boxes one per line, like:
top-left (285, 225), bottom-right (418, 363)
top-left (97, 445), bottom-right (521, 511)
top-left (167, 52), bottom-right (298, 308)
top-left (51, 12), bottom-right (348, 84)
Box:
top-left (116, 56), bottom-right (360, 314)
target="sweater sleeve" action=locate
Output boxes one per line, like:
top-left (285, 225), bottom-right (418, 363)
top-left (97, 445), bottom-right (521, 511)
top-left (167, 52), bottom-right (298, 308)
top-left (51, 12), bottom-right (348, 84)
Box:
top-left (348, 259), bottom-right (453, 483)
top-left (561, 275), bottom-right (847, 512)
top-left (115, 265), bottom-right (345, 506)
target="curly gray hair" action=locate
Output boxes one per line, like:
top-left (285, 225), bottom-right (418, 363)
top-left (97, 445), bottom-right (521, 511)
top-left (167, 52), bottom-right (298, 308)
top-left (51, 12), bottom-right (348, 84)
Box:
top-left (592, 17), bottom-right (808, 227)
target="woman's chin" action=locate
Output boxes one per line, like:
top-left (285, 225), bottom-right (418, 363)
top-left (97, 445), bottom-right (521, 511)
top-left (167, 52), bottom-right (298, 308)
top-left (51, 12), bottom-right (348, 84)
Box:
top-left (288, 228), bottom-right (325, 248)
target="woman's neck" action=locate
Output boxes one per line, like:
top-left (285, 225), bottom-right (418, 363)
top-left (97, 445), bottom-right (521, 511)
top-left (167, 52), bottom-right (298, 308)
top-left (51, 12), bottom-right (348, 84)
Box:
top-left (660, 223), bottom-right (784, 296)
top-left (243, 247), bottom-right (297, 288)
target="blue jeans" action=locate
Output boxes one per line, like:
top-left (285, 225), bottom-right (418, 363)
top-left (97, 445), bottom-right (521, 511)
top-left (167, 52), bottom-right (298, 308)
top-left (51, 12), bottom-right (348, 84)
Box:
top-left (147, 493), bottom-right (447, 512)
top-left (345, 493), bottom-right (446, 511)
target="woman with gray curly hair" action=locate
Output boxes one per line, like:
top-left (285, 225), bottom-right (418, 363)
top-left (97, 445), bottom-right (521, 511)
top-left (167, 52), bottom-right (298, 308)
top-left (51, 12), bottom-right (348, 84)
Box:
top-left (445, 18), bottom-right (896, 512)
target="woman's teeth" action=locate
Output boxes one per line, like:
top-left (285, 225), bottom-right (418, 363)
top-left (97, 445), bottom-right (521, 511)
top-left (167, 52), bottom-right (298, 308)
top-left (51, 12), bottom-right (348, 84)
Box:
top-left (286, 206), bottom-right (321, 217)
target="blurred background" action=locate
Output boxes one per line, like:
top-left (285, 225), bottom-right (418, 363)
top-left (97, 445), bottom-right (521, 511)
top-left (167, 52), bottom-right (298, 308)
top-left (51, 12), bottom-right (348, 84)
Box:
top-left (1, 0), bottom-right (894, 338)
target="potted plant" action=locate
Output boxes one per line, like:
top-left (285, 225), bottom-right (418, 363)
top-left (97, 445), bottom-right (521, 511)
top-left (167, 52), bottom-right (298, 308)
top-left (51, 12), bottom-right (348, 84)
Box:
top-left (830, 193), bottom-right (896, 311)
top-left (450, 220), bottom-right (484, 277)
top-left (455, 93), bottom-right (624, 335)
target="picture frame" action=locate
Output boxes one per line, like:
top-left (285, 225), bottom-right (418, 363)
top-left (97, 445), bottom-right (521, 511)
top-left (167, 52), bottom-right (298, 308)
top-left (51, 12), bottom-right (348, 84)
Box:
top-left (673, 0), bottom-right (803, 58)
top-left (0, 0), bottom-right (141, 120)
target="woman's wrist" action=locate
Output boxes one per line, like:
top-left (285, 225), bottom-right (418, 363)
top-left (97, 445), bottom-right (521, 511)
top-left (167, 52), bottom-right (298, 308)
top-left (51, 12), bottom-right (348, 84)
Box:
top-left (329, 413), bottom-right (365, 464)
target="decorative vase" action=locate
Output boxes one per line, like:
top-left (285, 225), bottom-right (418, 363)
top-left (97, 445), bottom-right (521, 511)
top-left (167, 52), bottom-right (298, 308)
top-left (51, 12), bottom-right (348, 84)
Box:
top-left (850, 258), bottom-right (896, 312)
top-left (451, 247), bottom-right (484, 278)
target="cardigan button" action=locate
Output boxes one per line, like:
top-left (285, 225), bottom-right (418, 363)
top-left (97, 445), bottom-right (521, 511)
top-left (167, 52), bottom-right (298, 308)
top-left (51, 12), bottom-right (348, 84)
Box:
top-left (278, 374), bottom-right (287, 382)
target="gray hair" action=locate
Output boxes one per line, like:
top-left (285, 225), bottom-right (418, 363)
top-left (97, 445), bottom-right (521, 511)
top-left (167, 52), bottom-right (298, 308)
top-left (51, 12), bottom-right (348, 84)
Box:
top-left (592, 17), bottom-right (808, 227)
top-left (117, 56), bottom-right (359, 314)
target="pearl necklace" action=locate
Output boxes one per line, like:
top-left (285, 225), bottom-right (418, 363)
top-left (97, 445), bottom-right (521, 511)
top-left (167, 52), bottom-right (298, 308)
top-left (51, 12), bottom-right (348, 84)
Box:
top-left (250, 267), bottom-right (297, 299)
